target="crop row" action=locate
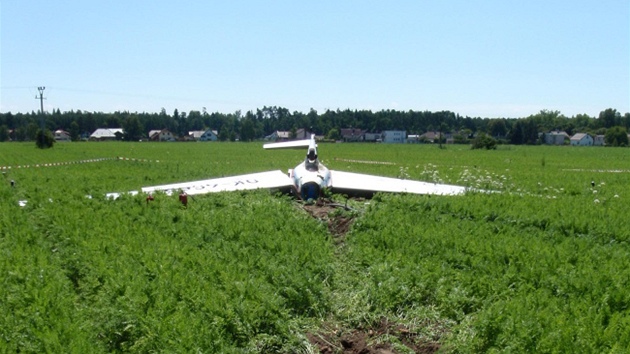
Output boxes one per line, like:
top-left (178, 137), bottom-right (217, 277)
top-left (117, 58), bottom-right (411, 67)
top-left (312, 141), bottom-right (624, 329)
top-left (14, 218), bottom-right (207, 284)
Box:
top-left (1, 142), bottom-right (630, 352)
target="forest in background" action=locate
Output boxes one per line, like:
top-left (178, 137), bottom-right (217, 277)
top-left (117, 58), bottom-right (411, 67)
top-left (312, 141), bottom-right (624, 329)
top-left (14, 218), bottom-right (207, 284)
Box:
top-left (0, 106), bottom-right (628, 144)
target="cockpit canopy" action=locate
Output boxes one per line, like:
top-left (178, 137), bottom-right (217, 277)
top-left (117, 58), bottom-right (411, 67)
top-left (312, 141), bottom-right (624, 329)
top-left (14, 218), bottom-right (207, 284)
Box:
top-left (307, 148), bottom-right (317, 161)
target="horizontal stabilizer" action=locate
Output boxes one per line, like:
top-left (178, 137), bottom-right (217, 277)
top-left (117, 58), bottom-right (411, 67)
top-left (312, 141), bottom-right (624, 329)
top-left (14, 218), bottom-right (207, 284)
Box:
top-left (263, 139), bottom-right (313, 150)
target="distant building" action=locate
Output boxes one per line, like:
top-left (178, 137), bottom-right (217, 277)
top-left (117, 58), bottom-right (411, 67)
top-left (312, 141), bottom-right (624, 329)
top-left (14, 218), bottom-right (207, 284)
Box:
top-left (148, 130), bottom-right (161, 139)
top-left (382, 130), bottom-right (406, 144)
top-left (199, 129), bottom-right (218, 141)
top-left (54, 129), bottom-right (71, 142)
top-left (364, 132), bottom-right (381, 142)
top-left (419, 131), bottom-right (439, 143)
top-left (543, 131), bottom-right (569, 145)
top-left (570, 133), bottom-right (593, 146)
top-left (149, 129), bottom-right (176, 142)
top-left (90, 128), bottom-right (123, 141)
top-left (264, 129), bottom-right (310, 141)
top-left (265, 131), bottom-right (288, 141)
top-left (340, 128), bottom-right (366, 142)
top-left (594, 135), bottom-right (605, 146)
top-left (188, 130), bottom-right (205, 140)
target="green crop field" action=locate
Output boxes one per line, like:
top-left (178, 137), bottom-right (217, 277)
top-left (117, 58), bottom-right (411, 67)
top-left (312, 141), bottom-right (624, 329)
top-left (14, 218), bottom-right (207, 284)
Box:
top-left (1, 142), bottom-right (629, 353)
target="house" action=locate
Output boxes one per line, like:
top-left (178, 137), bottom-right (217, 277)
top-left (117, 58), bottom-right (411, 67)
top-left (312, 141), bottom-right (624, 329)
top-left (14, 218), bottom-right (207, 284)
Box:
top-left (199, 129), bottom-right (218, 141)
top-left (543, 131), bottom-right (569, 145)
top-left (419, 131), bottom-right (439, 143)
top-left (264, 129), bottom-right (310, 141)
top-left (363, 132), bottom-right (381, 142)
top-left (340, 128), bottom-right (366, 142)
top-left (594, 135), bottom-right (605, 146)
top-left (570, 133), bottom-right (593, 146)
top-left (54, 129), bottom-right (71, 142)
top-left (294, 129), bottom-right (310, 140)
top-left (148, 130), bottom-right (161, 139)
top-left (149, 129), bottom-right (176, 142)
top-left (264, 131), bottom-right (289, 141)
top-left (407, 134), bottom-right (420, 143)
top-left (382, 130), bottom-right (406, 144)
top-left (188, 131), bottom-right (205, 140)
top-left (90, 128), bottom-right (123, 141)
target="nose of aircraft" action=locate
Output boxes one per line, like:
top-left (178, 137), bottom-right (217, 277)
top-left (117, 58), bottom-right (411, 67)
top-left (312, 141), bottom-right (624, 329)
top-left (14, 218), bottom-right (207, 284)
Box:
top-left (300, 182), bottom-right (320, 200)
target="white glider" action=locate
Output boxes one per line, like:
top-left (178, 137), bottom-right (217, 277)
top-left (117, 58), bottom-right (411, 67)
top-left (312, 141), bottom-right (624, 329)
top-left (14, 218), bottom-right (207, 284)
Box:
top-left (106, 134), bottom-right (468, 200)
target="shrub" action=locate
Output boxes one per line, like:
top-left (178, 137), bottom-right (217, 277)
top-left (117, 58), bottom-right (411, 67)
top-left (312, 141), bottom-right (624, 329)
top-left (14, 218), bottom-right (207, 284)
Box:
top-left (35, 129), bottom-right (55, 149)
top-left (471, 133), bottom-right (497, 150)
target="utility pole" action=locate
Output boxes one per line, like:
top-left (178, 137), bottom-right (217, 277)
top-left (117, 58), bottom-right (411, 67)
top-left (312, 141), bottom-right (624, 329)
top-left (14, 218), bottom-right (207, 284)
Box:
top-left (36, 86), bottom-right (46, 129)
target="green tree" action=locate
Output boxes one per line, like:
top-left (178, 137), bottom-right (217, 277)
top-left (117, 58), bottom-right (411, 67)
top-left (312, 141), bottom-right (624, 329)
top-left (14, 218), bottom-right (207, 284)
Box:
top-left (510, 121), bottom-right (524, 144)
top-left (69, 121), bottom-right (80, 141)
top-left (471, 133), bottom-right (497, 150)
top-left (326, 128), bottom-right (341, 140)
top-left (26, 123), bottom-right (39, 141)
top-left (487, 119), bottom-right (507, 138)
top-left (453, 133), bottom-right (468, 144)
top-left (218, 128), bottom-right (231, 142)
top-left (0, 125), bottom-right (8, 142)
top-left (188, 110), bottom-right (204, 131)
top-left (239, 119), bottom-right (255, 142)
top-left (524, 119), bottom-right (539, 144)
top-left (604, 126), bottom-right (628, 146)
top-left (122, 116), bottom-right (144, 141)
top-left (599, 108), bottom-right (620, 129)
top-left (105, 115), bottom-right (120, 128)
top-left (573, 113), bottom-right (594, 131)
top-left (35, 129), bottom-right (55, 149)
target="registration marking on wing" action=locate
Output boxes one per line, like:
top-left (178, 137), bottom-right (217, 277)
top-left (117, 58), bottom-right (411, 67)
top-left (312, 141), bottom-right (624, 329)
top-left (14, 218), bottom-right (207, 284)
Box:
top-left (141, 170), bottom-right (293, 196)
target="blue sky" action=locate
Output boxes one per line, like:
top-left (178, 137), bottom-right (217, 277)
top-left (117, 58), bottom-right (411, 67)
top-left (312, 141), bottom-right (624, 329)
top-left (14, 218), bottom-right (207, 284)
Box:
top-left (1, 1), bottom-right (628, 118)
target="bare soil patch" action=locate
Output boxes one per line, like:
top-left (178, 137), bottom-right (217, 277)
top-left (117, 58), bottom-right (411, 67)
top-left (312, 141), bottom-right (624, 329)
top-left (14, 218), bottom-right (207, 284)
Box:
top-left (306, 317), bottom-right (441, 354)
top-left (301, 199), bottom-right (358, 238)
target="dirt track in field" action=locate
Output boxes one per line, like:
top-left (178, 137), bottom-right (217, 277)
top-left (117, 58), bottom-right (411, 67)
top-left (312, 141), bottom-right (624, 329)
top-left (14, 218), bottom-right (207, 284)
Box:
top-left (301, 202), bottom-right (442, 353)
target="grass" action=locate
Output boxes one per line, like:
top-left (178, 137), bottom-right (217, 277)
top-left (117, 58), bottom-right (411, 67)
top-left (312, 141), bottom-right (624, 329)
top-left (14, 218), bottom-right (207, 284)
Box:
top-left (1, 141), bottom-right (630, 352)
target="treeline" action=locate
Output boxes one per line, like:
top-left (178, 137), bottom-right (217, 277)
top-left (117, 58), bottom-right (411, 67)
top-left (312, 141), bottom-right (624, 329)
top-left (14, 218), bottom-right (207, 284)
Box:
top-left (0, 106), bottom-right (628, 144)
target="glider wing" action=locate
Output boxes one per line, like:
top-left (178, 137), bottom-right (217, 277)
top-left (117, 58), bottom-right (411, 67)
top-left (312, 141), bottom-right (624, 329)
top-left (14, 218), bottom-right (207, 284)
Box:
top-left (141, 170), bottom-right (294, 196)
top-left (330, 170), bottom-right (467, 197)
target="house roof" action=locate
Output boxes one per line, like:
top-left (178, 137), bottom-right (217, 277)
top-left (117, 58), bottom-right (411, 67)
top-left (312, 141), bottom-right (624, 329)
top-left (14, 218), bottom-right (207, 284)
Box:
top-left (340, 128), bottom-right (366, 137)
top-left (265, 129), bottom-right (310, 140)
top-left (571, 133), bottom-right (591, 141)
top-left (419, 131), bottom-right (438, 140)
top-left (188, 131), bottom-right (205, 139)
top-left (90, 128), bottom-right (122, 139)
top-left (549, 130), bottom-right (570, 137)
